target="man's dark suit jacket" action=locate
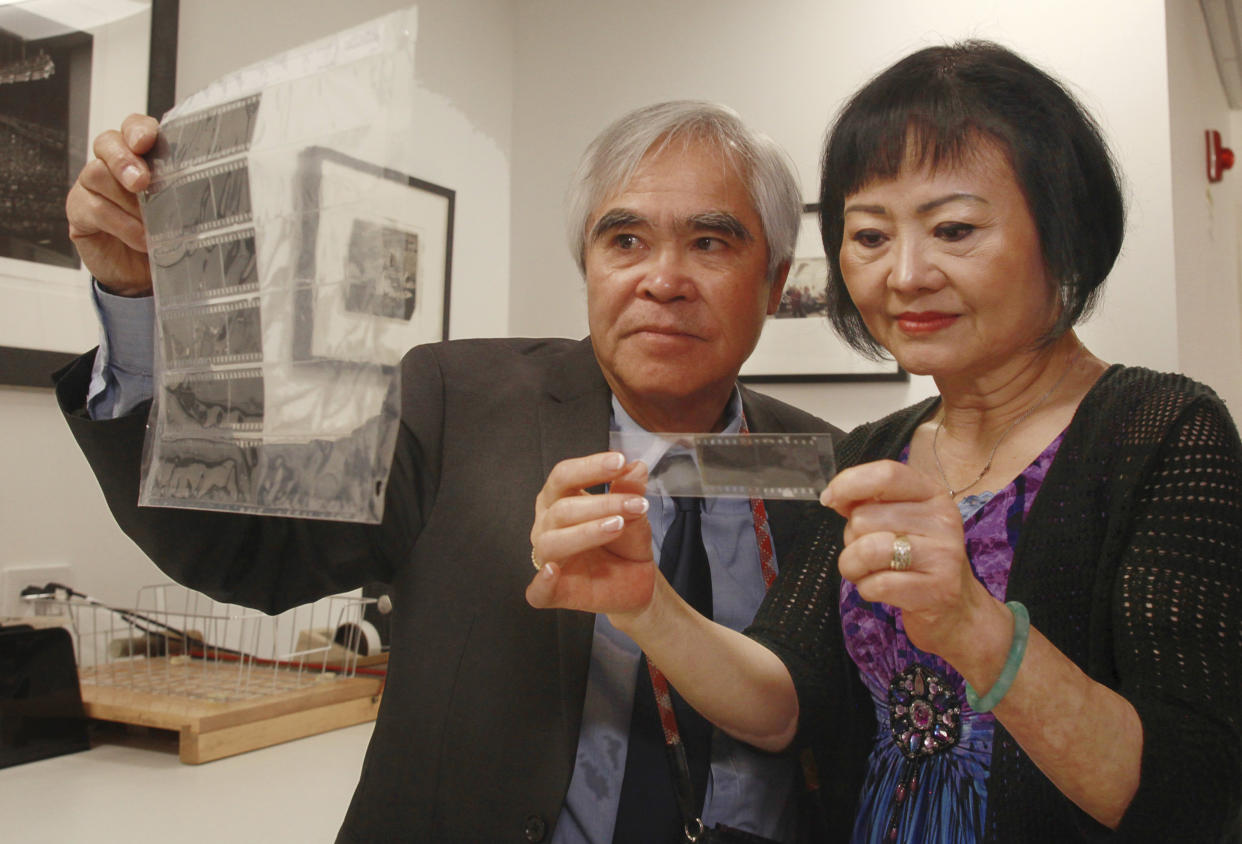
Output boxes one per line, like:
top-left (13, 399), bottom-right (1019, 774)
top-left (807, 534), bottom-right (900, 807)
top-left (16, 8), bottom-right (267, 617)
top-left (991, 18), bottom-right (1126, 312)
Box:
top-left (57, 336), bottom-right (838, 843)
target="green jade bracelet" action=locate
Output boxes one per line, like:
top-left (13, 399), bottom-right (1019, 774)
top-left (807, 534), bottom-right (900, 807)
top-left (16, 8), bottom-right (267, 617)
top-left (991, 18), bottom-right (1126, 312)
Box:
top-left (965, 600), bottom-right (1030, 713)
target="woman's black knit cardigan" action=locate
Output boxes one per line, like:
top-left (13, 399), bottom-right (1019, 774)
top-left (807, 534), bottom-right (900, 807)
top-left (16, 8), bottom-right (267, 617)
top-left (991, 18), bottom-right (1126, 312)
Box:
top-left (748, 366), bottom-right (1242, 842)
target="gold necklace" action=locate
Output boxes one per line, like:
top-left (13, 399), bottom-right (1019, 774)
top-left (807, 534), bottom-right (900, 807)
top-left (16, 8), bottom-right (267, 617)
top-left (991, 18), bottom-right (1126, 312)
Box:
top-left (931, 354), bottom-right (1077, 498)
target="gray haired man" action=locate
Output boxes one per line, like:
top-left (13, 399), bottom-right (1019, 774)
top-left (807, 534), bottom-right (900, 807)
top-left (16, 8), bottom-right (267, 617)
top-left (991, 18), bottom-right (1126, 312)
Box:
top-left (60, 101), bottom-right (840, 842)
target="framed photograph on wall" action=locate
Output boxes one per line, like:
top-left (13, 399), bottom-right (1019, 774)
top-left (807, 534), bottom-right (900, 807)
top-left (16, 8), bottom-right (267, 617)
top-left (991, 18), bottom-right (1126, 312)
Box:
top-left (291, 146), bottom-right (454, 365)
top-left (741, 203), bottom-right (905, 383)
top-left (0, 0), bottom-right (179, 387)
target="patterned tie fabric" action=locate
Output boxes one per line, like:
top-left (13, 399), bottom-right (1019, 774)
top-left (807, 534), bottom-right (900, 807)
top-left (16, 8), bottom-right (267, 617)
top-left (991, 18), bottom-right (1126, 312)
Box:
top-left (612, 496), bottom-right (714, 844)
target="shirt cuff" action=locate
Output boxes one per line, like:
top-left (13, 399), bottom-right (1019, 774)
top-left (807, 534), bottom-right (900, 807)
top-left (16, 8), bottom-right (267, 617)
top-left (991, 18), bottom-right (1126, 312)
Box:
top-left (87, 279), bottom-right (155, 419)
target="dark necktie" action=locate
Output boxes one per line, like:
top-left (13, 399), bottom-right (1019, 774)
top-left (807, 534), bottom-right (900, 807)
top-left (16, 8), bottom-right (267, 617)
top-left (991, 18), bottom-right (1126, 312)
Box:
top-left (612, 495), bottom-right (714, 844)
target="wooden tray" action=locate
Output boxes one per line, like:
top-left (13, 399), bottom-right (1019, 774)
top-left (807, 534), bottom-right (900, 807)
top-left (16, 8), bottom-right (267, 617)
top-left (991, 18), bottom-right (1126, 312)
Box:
top-left (79, 658), bottom-right (383, 763)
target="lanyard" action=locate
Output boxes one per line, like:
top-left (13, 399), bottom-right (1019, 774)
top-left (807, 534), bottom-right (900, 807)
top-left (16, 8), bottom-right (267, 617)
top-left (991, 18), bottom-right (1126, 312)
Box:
top-left (643, 415), bottom-right (777, 840)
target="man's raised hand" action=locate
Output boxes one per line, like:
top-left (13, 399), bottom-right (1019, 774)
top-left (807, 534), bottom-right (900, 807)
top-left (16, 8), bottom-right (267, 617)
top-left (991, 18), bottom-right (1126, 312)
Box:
top-left (66, 113), bottom-right (160, 296)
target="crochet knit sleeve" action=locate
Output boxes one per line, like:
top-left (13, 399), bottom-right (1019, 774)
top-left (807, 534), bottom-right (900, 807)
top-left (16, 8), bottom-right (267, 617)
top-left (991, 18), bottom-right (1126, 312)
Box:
top-left (746, 505), bottom-right (853, 750)
top-left (1110, 392), bottom-right (1242, 839)
top-left (745, 503), bottom-right (873, 841)
top-left (745, 416), bottom-right (880, 793)
top-left (744, 409), bottom-right (917, 796)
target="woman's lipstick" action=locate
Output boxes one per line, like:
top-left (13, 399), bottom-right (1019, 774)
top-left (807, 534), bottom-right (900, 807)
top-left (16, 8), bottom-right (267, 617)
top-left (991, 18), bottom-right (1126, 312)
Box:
top-left (896, 311), bottom-right (957, 334)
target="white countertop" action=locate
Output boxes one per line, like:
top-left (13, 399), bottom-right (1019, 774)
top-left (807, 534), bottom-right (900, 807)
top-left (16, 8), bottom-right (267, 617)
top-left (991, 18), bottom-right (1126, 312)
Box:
top-left (0, 721), bottom-right (374, 843)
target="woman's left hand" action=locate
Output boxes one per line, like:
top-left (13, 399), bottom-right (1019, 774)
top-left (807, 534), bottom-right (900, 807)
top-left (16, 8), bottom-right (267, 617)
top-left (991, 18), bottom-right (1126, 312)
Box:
top-left (822, 459), bottom-right (999, 660)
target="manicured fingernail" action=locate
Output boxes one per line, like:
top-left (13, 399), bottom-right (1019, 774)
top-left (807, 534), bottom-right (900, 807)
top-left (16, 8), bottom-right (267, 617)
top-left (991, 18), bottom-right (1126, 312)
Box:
top-left (623, 497), bottom-right (649, 515)
top-left (540, 563), bottom-right (555, 578)
top-left (601, 515), bottom-right (624, 532)
top-left (602, 452), bottom-right (625, 471)
top-left (122, 164), bottom-right (143, 190)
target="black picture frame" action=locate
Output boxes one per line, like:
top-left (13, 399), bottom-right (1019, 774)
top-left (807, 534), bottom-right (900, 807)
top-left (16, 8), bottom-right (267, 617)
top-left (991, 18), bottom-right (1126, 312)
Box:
top-left (0, 0), bottom-right (179, 388)
top-left (740, 203), bottom-right (906, 384)
top-left (292, 146), bottom-right (454, 363)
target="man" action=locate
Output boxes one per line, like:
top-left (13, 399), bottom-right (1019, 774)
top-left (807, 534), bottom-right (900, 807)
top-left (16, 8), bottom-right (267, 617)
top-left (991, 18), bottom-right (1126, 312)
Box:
top-left (60, 101), bottom-right (840, 842)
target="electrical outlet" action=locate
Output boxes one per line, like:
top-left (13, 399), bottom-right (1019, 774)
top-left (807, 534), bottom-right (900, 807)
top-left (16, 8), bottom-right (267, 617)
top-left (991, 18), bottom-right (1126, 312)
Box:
top-left (1, 564), bottom-right (73, 618)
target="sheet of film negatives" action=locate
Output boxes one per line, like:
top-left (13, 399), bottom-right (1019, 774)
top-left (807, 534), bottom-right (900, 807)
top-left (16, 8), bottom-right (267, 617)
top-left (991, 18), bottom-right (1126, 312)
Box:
top-left (150, 94), bottom-right (261, 179)
top-left (159, 295), bottom-right (262, 369)
top-left (609, 432), bottom-right (836, 500)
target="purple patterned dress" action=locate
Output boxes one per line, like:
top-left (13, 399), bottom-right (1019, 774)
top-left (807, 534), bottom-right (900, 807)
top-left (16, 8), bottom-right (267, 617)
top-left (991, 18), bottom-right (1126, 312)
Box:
top-left (842, 434), bottom-right (1064, 843)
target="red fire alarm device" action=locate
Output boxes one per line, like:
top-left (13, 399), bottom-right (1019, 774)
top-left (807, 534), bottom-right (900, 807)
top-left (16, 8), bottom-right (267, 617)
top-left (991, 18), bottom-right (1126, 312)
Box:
top-left (1206, 129), bottom-right (1235, 183)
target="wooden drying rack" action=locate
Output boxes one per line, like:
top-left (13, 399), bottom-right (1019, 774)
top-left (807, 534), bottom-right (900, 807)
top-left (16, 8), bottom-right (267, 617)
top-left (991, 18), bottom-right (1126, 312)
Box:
top-left (79, 656), bottom-right (384, 764)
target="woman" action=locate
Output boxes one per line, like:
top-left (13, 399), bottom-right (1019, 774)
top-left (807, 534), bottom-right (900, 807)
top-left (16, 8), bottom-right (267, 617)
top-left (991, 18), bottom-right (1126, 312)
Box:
top-left (528, 42), bottom-right (1242, 842)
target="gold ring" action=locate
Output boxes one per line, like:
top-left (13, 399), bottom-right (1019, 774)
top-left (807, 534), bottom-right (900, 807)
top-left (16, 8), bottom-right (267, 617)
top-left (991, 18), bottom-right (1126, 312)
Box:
top-left (531, 548), bottom-right (543, 571)
top-left (890, 535), bottom-right (912, 571)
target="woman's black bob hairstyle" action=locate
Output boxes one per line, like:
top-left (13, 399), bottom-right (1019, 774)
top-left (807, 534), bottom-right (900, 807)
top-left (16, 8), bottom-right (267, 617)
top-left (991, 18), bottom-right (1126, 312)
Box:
top-left (819, 40), bottom-right (1125, 358)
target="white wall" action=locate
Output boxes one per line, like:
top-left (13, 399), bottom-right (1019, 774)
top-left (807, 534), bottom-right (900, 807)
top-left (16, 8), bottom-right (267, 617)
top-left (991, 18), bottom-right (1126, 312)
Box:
top-left (509, 0), bottom-right (1181, 430)
top-left (6, 0), bottom-right (1239, 611)
top-left (1167, 0), bottom-right (1242, 414)
top-left (0, 0), bottom-right (517, 607)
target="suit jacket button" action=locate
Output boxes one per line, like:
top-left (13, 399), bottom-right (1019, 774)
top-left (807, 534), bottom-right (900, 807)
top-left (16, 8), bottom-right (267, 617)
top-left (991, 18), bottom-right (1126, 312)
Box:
top-left (523, 814), bottom-right (547, 842)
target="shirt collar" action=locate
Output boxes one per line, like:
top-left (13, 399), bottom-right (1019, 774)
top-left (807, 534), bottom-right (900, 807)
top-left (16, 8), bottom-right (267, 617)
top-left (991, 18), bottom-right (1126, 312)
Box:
top-left (609, 387), bottom-right (744, 437)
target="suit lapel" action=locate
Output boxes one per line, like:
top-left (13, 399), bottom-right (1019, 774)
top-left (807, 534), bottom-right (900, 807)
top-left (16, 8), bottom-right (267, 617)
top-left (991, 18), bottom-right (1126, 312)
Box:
top-left (537, 338), bottom-right (613, 768)
top-left (538, 337), bottom-right (613, 476)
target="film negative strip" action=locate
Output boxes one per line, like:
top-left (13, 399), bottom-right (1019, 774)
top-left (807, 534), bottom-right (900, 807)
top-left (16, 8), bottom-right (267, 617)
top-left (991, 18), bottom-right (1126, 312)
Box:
top-left (695, 433), bottom-right (832, 499)
top-left (160, 296), bottom-right (263, 367)
top-left (610, 431), bottom-right (836, 500)
top-left (145, 428), bottom-right (386, 519)
top-left (151, 227), bottom-right (259, 305)
top-left (252, 432), bottom-right (387, 518)
top-left (144, 435), bottom-right (261, 510)
top-left (151, 94), bottom-right (261, 177)
top-left (145, 159), bottom-right (253, 241)
top-left (162, 367), bottom-right (265, 433)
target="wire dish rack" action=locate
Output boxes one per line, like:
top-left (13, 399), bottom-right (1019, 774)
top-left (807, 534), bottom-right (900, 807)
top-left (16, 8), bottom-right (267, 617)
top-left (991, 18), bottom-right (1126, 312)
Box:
top-left (35, 584), bottom-right (385, 763)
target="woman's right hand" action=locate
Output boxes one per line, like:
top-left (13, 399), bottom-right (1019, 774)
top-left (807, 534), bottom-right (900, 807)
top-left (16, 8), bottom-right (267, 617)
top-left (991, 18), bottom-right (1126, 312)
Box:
top-left (822, 459), bottom-right (1003, 667)
top-left (65, 114), bottom-right (160, 297)
top-left (525, 452), bottom-right (657, 618)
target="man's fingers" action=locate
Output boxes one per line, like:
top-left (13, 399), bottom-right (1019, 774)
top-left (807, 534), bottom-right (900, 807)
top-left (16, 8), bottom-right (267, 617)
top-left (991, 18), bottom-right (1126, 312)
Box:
top-left (76, 157), bottom-right (143, 218)
top-left (91, 125), bottom-right (153, 194)
top-left (120, 113), bottom-right (160, 154)
top-left (67, 183), bottom-right (148, 255)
